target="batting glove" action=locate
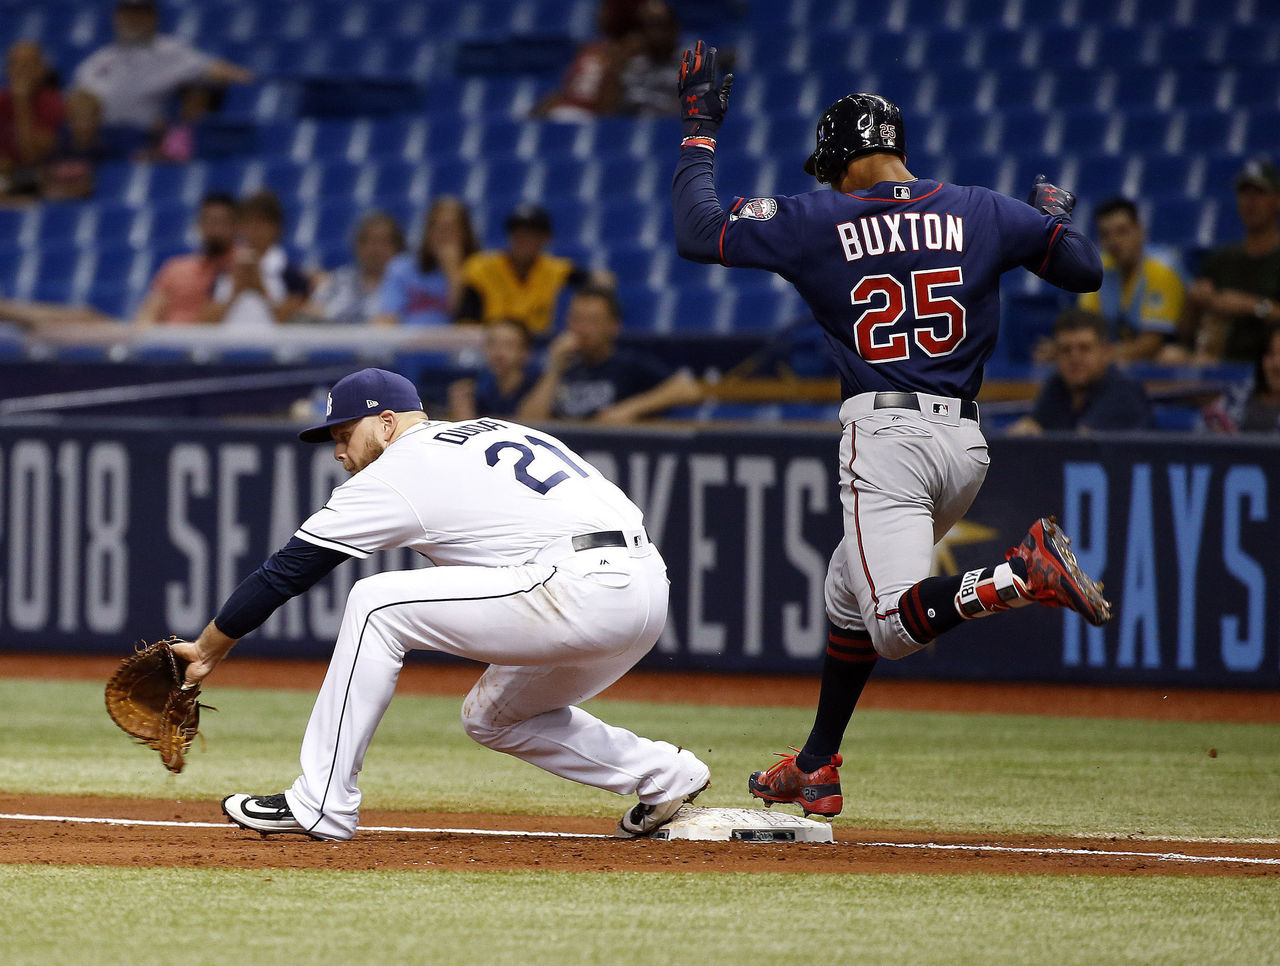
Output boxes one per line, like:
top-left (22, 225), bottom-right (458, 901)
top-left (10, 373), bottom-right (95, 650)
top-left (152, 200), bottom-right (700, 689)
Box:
top-left (678, 40), bottom-right (733, 147)
top-left (1027, 174), bottom-right (1076, 219)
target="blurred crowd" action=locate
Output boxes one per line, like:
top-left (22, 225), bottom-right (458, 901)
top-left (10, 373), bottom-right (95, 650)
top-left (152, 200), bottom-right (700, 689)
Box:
top-left (1, 0), bottom-right (1278, 433)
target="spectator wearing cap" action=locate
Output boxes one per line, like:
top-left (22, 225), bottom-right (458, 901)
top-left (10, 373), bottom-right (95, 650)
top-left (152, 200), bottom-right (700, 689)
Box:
top-left (455, 203), bottom-right (584, 335)
top-left (70, 0), bottom-right (253, 154)
top-left (517, 285), bottom-right (704, 423)
top-left (1077, 198), bottom-right (1186, 363)
top-left (1182, 158), bottom-right (1280, 362)
top-left (374, 198), bottom-right (479, 327)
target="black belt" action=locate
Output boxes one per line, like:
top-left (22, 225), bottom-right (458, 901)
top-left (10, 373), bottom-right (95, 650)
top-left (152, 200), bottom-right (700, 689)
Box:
top-left (873, 391), bottom-right (979, 422)
top-left (571, 529), bottom-right (648, 552)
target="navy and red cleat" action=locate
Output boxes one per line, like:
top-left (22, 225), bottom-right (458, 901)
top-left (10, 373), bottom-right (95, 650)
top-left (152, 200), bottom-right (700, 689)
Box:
top-left (748, 749), bottom-right (843, 817)
top-left (1008, 516), bottom-right (1112, 626)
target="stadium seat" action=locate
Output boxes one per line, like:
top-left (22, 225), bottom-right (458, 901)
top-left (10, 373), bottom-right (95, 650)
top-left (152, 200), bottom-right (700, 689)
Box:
top-left (1118, 109), bottom-right (1174, 152)
top-left (1140, 154), bottom-right (1199, 199)
top-left (1060, 108), bottom-right (1119, 155)
top-left (916, 26), bottom-right (980, 70)
top-left (1171, 67), bottom-right (1230, 110)
top-left (927, 68), bottom-right (989, 112)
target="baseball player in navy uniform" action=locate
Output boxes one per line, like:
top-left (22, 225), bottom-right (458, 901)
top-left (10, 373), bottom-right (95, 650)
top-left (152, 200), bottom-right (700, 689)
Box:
top-left (172, 368), bottom-right (709, 840)
top-left (672, 43), bottom-right (1112, 816)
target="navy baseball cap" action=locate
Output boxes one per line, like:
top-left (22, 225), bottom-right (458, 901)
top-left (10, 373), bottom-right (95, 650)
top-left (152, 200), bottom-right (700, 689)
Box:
top-left (299, 368), bottom-right (424, 442)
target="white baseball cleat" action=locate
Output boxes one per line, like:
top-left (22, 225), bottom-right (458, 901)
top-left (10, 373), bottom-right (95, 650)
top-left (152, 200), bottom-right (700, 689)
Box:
top-left (614, 777), bottom-right (711, 838)
top-left (222, 792), bottom-right (319, 839)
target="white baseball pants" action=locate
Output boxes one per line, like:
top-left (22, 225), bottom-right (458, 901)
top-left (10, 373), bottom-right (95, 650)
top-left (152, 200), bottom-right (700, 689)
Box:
top-left (824, 393), bottom-right (990, 660)
top-left (284, 545), bottom-right (709, 840)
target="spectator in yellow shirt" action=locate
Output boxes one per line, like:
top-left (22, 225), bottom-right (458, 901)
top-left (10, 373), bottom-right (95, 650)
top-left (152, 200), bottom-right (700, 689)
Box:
top-left (1078, 198), bottom-right (1186, 362)
top-left (455, 203), bottom-right (586, 335)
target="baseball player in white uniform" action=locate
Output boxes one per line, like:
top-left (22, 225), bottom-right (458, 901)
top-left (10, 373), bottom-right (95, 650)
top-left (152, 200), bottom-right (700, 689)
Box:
top-left (174, 367), bottom-right (709, 840)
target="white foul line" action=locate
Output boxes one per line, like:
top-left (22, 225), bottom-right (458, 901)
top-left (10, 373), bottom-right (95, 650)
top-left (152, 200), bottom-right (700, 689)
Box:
top-left (2, 813), bottom-right (1277, 864)
top-left (0, 812), bottom-right (610, 839)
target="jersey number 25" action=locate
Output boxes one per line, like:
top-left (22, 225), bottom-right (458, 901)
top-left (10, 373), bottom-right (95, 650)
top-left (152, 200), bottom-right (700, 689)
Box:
top-left (851, 267), bottom-right (966, 362)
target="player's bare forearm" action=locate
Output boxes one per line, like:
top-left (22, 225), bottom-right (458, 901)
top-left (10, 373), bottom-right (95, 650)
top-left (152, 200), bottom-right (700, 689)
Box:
top-left (672, 149), bottom-right (727, 263)
top-left (596, 372), bottom-right (705, 423)
top-left (171, 621), bottom-right (239, 686)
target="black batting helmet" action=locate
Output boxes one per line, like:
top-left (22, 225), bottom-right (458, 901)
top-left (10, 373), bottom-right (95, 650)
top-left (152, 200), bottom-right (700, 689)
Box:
top-left (803, 93), bottom-right (907, 185)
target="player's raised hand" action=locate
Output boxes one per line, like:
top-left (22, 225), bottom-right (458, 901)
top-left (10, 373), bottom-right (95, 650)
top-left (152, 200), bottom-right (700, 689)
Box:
top-left (1026, 174), bottom-right (1076, 219)
top-left (678, 40), bottom-right (733, 141)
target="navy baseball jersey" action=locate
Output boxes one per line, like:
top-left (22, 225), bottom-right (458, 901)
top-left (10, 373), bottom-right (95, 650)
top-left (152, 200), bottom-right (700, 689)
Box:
top-left (673, 151), bottom-right (1101, 399)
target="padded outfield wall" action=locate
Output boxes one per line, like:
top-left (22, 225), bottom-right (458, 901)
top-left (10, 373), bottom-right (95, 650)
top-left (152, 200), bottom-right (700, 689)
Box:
top-left (0, 419), bottom-right (1274, 688)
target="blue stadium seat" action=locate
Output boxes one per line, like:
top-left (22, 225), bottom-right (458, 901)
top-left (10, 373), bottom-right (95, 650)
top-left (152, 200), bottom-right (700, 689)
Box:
top-left (615, 284), bottom-right (664, 332)
top-left (989, 68), bottom-right (1042, 112)
top-left (1145, 196), bottom-right (1209, 249)
top-left (1170, 110), bottom-right (1238, 154)
top-left (1171, 67), bottom-right (1229, 109)
top-left (314, 161), bottom-right (363, 200)
top-left (368, 160), bottom-right (425, 206)
top-left (1060, 108), bottom-right (1117, 155)
top-left (254, 159), bottom-right (308, 201)
top-left (977, 28), bottom-right (1030, 70)
top-left (91, 203), bottom-right (141, 248)
top-left (1243, 109), bottom-right (1280, 154)
top-left (1230, 69), bottom-right (1280, 108)
top-left (1153, 24), bottom-right (1220, 66)
top-left (1140, 154), bottom-right (1198, 199)
top-left (1118, 109), bottom-right (1174, 151)
top-left (1072, 153), bottom-right (1133, 201)
top-left (997, 108), bottom-right (1053, 155)
top-left (424, 158), bottom-right (473, 198)
top-left (35, 204), bottom-right (88, 246)
top-left (143, 199), bottom-right (194, 247)
top-left (1091, 26), bottom-right (1151, 70)
top-left (928, 68), bottom-right (988, 112)
top-left (1048, 68), bottom-right (1106, 111)
top-left (950, 153), bottom-right (1003, 190)
top-left (605, 244), bottom-right (658, 288)
top-left (868, 67), bottom-right (930, 115)
top-left (1109, 67), bottom-right (1169, 111)
top-left (848, 28), bottom-right (913, 73)
top-left (1221, 22), bottom-right (1280, 66)
top-left (1027, 25), bottom-right (1089, 69)
top-left (917, 27), bottom-right (979, 69)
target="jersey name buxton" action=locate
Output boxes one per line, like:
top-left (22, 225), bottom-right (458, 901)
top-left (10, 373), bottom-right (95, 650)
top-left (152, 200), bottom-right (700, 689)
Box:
top-left (837, 212), bottom-right (965, 262)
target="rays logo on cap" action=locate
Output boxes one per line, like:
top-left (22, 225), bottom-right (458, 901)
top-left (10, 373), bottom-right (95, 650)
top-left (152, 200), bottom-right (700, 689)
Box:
top-left (325, 393), bottom-right (333, 417)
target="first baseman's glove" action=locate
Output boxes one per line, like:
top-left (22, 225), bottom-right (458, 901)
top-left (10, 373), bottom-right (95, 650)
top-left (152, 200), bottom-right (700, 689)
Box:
top-left (104, 637), bottom-right (211, 774)
top-left (678, 40), bottom-right (733, 142)
top-left (1026, 174), bottom-right (1076, 218)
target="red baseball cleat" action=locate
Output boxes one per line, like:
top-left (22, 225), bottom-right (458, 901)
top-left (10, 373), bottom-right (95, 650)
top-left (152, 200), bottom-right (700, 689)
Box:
top-left (748, 749), bottom-right (843, 817)
top-left (1008, 516), bottom-right (1112, 626)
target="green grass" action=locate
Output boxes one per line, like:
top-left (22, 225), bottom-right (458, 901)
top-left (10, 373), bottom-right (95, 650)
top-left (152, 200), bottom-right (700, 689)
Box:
top-left (1, 866), bottom-right (1277, 966)
top-left (1, 678), bottom-right (1277, 839)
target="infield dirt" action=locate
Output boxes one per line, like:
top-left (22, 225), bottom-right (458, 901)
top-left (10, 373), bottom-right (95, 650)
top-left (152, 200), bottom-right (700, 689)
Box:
top-left (3, 653), bottom-right (1278, 878)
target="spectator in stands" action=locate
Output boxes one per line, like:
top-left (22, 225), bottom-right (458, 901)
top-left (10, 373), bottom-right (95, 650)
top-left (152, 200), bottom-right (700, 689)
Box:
top-left (207, 190), bottom-right (309, 326)
top-left (447, 318), bottom-right (540, 420)
top-left (71, 0), bottom-right (253, 156)
top-left (455, 203), bottom-right (582, 335)
top-left (530, 0), bottom-right (642, 120)
top-left (1200, 324), bottom-right (1280, 435)
top-left (39, 89), bottom-right (107, 201)
top-left (374, 197), bottom-right (479, 326)
top-left (517, 285), bottom-right (703, 422)
top-left (1078, 198), bottom-right (1186, 362)
top-left (1181, 158), bottom-right (1280, 362)
top-left (134, 191), bottom-right (237, 325)
top-left (619, 2), bottom-right (685, 116)
top-left (1007, 309), bottom-right (1153, 435)
top-left (307, 211), bottom-right (405, 325)
top-left (0, 41), bottom-right (64, 198)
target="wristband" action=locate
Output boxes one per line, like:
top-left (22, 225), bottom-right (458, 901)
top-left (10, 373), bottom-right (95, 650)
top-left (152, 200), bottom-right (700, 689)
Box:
top-left (680, 136), bottom-right (717, 152)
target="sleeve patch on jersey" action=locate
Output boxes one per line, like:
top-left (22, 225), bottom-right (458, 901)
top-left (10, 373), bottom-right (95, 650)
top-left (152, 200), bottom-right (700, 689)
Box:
top-left (729, 198), bottom-right (778, 222)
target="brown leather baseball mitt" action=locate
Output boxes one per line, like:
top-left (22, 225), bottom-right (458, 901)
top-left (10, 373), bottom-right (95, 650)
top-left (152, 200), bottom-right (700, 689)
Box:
top-left (104, 638), bottom-right (209, 773)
